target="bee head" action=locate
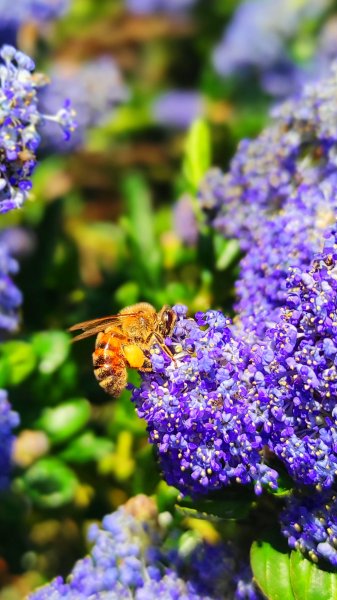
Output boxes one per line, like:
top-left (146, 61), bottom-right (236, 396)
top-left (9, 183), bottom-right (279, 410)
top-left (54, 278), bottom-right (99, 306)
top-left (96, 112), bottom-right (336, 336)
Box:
top-left (158, 306), bottom-right (177, 336)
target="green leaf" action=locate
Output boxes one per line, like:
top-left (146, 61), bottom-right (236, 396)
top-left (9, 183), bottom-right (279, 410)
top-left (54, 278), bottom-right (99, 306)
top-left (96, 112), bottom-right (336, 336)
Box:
top-left (0, 341), bottom-right (36, 386)
top-left (176, 495), bottom-right (253, 521)
top-left (156, 481), bottom-right (179, 513)
top-left (35, 398), bottom-right (91, 444)
top-left (122, 172), bottom-right (161, 286)
top-left (214, 237), bottom-right (240, 270)
top-left (19, 457), bottom-right (78, 508)
top-left (183, 119), bottom-right (211, 193)
top-left (251, 533), bottom-right (295, 600)
top-left (32, 331), bottom-right (70, 374)
top-left (290, 550), bottom-right (337, 600)
top-left (60, 431), bottom-right (114, 463)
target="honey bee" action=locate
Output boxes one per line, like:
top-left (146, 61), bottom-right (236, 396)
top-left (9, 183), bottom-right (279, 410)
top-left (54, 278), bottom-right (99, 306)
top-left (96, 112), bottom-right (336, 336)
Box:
top-left (69, 303), bottom-right (176, 397)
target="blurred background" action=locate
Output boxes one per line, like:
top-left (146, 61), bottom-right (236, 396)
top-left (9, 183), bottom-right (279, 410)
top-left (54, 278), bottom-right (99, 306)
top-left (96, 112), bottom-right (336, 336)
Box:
top-left (1, 0), bottom-right (337, 596)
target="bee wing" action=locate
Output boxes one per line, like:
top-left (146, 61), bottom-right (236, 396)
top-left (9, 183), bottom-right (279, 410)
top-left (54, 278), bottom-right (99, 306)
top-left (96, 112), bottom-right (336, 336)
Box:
top-left (68, 313), bottom-right (140, 343)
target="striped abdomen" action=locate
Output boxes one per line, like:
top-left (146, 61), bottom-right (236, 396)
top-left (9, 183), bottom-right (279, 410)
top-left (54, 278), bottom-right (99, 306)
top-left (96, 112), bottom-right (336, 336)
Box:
top-left (92, 331), bottom-right (127, 397)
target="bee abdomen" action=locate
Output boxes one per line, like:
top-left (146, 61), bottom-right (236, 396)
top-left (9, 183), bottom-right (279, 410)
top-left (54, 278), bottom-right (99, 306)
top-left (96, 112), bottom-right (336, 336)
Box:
top-left (94, 369), bottom-right (127, 397)
top-left (92, 333), bottom-right (127, 397)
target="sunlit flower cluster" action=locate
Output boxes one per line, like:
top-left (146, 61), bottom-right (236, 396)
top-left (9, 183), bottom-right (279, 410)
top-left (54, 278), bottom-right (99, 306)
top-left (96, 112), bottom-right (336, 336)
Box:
top-left (0, 45), bottom-right (76, 213)
top-left (133, 234), bottom-right (337, 497)
top-left (199, 62), bottom-right (337, 335)
top-left (132, 62), bottom-right (337, 570)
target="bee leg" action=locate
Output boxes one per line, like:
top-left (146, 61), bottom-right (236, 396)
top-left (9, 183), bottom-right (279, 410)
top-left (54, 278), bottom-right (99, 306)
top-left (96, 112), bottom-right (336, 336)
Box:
top-left (152, 333), bottom-right (176, 362)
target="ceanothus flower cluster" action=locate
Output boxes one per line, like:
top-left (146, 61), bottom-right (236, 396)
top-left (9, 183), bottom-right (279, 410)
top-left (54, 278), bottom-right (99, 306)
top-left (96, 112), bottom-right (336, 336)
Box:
top-left (132, 232), bottom-right (337, 498)
top-left (0, 0), bottom-right (69, 23)
top-left (0, 0), bottom-right (70, 46)
top-left (0, 44), bottom-right (76, 213)
top-left (0, 233), bottom-right (22, 333)
top-left (133, 305), bottom-right (279, 496)
top-left (126, 0), bottom-right (196, 15)
top-left (0, 44), bottom-right (74, 489)
top-left (199, 62), bottom-right (337, 336)
top-left (38, 57), bottom-right (128, 152)
top-left (132, 62), bottom-right (337, 520)
top-left (212, 0), bottom-right (332, 96)
top-left (0, 389), bottom-right (19, 488)
top-left (29, 494), bottom-right (259, 600)
top-left (280, 490), bottom-right (337, 566)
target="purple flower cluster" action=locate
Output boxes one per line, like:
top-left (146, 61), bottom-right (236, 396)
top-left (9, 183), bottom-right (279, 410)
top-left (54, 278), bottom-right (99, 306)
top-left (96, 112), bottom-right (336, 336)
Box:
top-left (126, 0), bottom-right (196, 15)
top-left (29, 494), bottom-right (259, 599)
top-left (0, 0), bottom-right (69, 24)
top-left (130, 236), bottom-right (337, 572)
top-left (133, 232), bottom-right (337, 497)
top-left (0, 234), bottom-right (22, 333)
top-left (132, 63), bottom-right (337, 521)
top-left (173, 194), bottom-right (198, 246)
top-left (0, 389), bottom-right (19, 488)
top-left (199, 62), bottom-right (337, 335)
top-left (212, 0), bottom-right (331, 96)
top-left (153, 90), bottom-right (203, 129)
top-left (0, 45), bottom-right (76, 213)
top-left (38, 57), bottom-right (128, 152)
top-left (0, 0), bottom-right (70, 46)
top-left (280, 490), bottom-right (337, 566)
top-left (133, 305), bottom-right (279, 496)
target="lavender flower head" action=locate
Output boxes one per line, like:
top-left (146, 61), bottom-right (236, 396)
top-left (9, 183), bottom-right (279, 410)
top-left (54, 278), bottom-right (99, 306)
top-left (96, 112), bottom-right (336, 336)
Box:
top-left (173, 194), bottom-right (198, 246)
top-left (0, 0), bottom-right (69, 24)
top-left (29, 494), bottom-right (258, 599)
top-left (132, 230), bottom-right (337, 505)
top-left (126, 0), bottom-right (196, 15)
top-left (153, 91), bottom-right (204, 129)
top-left (0, 389), bottom-right (19, 489)
top-left (39, 57), bottom-right (128, 151)
top-left (0, 45), bottom-right (76, 213)
top-left (133, 305), bottom-right (280, 496)
top-left (132, 61), bottom-right (337, 503)
top-left (199, 61), bottom-right (337, 335)
top-left (281, 490), bottom-right (337, 566)
top-left (0, 234), bottom-right (22, 333)
top-left (212, 0), bottom-right (331, 97)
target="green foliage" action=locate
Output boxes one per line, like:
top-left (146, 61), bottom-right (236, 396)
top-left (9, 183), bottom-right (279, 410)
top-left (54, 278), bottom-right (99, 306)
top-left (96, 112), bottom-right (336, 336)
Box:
top-left (176, 492), bottom-right (254, 521)
top-left (183, 119), bottom-right (212, 193)
top-left (35, 398), bottom-right (91, 444)
top-left (32, 331), bottom-right (70, 374)
top-left (59, 431), bottom-right (114, 463)
top-left (251, 534), bottom-right (294, 600)
top-left (18, 457), bottom-right (78, 508)
top-left (0, 341), bottom-right (36, 386)
top-left (251, 534), bottom-right (337, 600)
top-left (290, 552), bottom-right (337, 600)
